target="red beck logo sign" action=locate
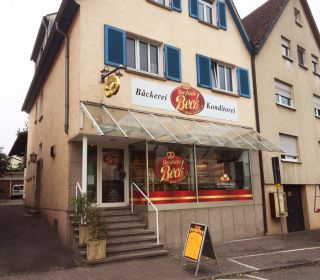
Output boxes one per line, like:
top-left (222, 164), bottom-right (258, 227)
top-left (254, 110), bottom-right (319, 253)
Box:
top-left (171, 83), bottom-right (205, 115)
top-left (156, 152), bottom-right (189, 184)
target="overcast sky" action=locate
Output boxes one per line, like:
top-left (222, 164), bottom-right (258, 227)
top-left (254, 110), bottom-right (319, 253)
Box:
top-left (0, 0), bottom-right (319, 153)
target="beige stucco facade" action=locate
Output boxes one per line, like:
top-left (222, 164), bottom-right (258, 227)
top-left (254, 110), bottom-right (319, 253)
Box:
top-left (24, 0), bottom-right (269, 246)
top-left (254, 0), bottom-right (320, 234)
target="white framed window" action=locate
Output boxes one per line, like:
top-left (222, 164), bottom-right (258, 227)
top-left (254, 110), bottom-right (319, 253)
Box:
top-left (314, 95), bottom-right (320, 117)
top-left (275, 80), bottom-right (293, 108)
top-left (281, 37), bottom-right (290, 58)
top-left (126, 37), bottom-right (162, 76)
top-left (297, 46), bottom-right (305, 66)
top-left (212, 61), bottom-right (234, 93)
top-left (199, 0), bottom-right (217, 25)
top-left (312, 55), bottom-right (318, 73)
top-left (34, 101), bottom-right (38, 124)
top-left (38, 92), bottom-right (44, 121)
top-left (153, 0), bottom-right (170, 7)
top-left (294, 8), bottom-right (302, 26)
top-left (280, 134), bottom-right (299, 162)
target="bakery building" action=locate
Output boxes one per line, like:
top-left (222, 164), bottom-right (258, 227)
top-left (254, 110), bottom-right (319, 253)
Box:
top-left (22, 0), bottom-right (280, 251)
top-left (243, 0), bottom-right (320, 235)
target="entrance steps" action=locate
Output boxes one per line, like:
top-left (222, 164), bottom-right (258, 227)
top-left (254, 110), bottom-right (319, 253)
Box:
top-left (71, 206), bottom-right (168, 264)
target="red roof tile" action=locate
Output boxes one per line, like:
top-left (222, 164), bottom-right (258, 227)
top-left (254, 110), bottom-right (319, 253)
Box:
top-left (242, 0), bottom-right (289, 51)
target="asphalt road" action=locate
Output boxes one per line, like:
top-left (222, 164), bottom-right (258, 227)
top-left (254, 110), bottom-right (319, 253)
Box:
top-left (220, 262), bottom-right (320, 279)
top-left (0, 202), bottom-right (76, 275)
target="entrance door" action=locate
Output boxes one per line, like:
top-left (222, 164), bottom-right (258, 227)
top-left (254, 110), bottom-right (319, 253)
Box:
top-left (284, 185), bottom-right (305, 232)
top-left (100, 148), bottom-right (127, 206)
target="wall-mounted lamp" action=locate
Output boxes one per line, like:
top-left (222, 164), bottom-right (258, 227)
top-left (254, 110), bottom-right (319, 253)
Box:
top-left (100, 65), bottom-right (123, 83)
top-left (30, 152), bottom-right (37, 163)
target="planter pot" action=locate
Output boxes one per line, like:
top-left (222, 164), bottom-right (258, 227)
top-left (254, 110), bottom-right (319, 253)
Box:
top-left (87, 239), bottom-right (106, 261)
top-left (79, 224), bottom-right (90, 246)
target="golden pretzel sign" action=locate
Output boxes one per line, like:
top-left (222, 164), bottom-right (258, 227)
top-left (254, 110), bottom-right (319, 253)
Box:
top-left (104, 74), bottom-right (120, 98)
top-left (167, 151), bottom-right (175, 159)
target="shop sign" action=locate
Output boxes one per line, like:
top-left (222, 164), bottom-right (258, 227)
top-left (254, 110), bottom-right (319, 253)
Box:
top-left (170, 83), bottom-right (205, 115)
top-left (217, 173), bottom-right (236, 189)
top-left (156, 152), bottom-right (189, 184)
top-left (184, 223), bottom-right (205, 262)
top-left (183, 223), bottom-right (219, 277)
top-left (104, 74), bottom-right (120, 98)
top-left (131, 78), bottom-right (238, 121)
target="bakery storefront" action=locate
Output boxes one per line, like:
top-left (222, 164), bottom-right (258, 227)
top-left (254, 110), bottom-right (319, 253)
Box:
top-left (78, 79), bottom-right (280, 243)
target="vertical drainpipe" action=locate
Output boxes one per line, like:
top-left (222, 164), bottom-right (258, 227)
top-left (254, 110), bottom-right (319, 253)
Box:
top-left (55, 22), bottom-right (69, 135)
top-left (251, 52), bottom-right (268, 234)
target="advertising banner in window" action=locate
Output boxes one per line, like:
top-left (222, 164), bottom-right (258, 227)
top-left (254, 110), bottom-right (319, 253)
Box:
top-left (131, 78), bottom-right (238, 121)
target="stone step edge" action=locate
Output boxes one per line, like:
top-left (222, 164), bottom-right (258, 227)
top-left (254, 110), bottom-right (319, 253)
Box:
top-left (80, 242), bottom-right (164, 255)
top-left (76, 235), bottom-right (158, 248)
top-left (106, 223), bottom-right (147, 230)
top-left (83, 250), bottom-right (169, 265)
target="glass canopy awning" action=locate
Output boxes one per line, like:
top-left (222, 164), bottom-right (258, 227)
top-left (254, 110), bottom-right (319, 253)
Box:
top-left (80, 102), bottom-right (282, 152)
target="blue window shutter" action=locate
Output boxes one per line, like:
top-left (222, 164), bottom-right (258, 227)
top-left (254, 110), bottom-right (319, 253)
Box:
top-left (165, 45), bottom-right (182, 82)
top-left (218, 1), bottom-right (227, 30)
top-left (196, 54), bottom-right (212, 88)
top-left (104, 25), bottom-right (126, 67)
top-left (189, 0), bottom-right (198, 18)
top-left (237, 67), bottom-right (251, 98)
top-left (171, 0), bottom-right (182, 12)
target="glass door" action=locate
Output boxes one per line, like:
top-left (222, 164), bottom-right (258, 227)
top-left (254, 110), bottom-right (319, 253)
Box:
top-left (101, 148), bottom-right (127, 206)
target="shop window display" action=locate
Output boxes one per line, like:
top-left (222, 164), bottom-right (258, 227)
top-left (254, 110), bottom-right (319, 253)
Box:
top-left (196, 147), bottom-right (252, 191)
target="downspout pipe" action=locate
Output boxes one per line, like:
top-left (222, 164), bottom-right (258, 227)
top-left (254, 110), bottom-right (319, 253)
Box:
top-left (55, 22), bottom-right (69, 134)
top-left (251, 52), bottom-right (268, 234)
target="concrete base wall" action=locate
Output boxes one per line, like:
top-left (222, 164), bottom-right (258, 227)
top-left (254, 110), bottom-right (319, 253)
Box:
top-left (146, 205), bottom-right (264, 249)
top-left (41, 209), bottom-right (71, 245)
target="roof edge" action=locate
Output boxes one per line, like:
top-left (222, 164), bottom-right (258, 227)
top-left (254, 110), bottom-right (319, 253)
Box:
top-left (300, 0), bottom-right (320, 51)
top-left (22, 0), bottom-right (79, 113)
top-left (226, 0), bottom-right (254, 54)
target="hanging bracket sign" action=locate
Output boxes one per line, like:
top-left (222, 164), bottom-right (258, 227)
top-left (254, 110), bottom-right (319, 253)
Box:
top-left (183, 223), bottom-right (220, 277)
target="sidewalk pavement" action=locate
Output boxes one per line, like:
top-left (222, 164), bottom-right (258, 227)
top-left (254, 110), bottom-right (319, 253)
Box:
top-left (1, 230), bottom-right (320, 279)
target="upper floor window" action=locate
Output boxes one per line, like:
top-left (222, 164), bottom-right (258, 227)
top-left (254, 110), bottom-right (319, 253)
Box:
top-left (189, 0), bottom-right (227, 29)
top-left (297, 46), bottom-right (305, 66)
top-left (212, 61), bottom-right (233, 92)
top-left (281, 37), bottom-right (291, 59)
top-left (280, 134), bottom-right (299, 162)
top-left (275, 80), bottom-right (293, 108)
top-left (312, 55), bottom-right (318, 73)
top-left (34, 101), bottom-right (38, 124)
top-left (104, 25), bottom-right (182, 82)
top-left (148, 0), bottom-right (182, 11)
top-left (38, 92), bottom-right (44, 121)
top-left (314, 95), bottom-right (320, 117)
top-left (154, 0), bottom-right (170, 7)
top-left (294, 8), bottom-right (302, 26)
top-left (196, 54), bottom-right (251, 98)
top-left (199, 0), bottom-right (215, 25)
top-left (127, 37), bottom-right (160, 75)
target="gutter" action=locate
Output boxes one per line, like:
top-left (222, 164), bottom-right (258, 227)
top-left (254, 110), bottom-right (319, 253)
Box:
top-left (55, 22), bottom-right (69, 135)
top-left (251, 52), bottom-right (268, 234)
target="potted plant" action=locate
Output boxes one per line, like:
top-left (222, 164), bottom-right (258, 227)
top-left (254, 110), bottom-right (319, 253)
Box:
top-left (71, 193), bottom-right (90, 246)
top-left (86, 204), bottom-right (107, 261)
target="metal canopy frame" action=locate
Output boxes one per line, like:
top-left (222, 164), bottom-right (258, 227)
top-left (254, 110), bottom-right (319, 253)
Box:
top-left (80, 102), bottom-right (282, 152)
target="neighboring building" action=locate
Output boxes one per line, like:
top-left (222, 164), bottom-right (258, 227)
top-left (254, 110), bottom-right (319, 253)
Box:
top-left (8, 131), bottom-right (28, 200)
top-left (0, 172), bottom-right (24, 200)
top-left (22, 0), bottom-right (280, 255)
top-left (243, 0), bottom-right (320, 234)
